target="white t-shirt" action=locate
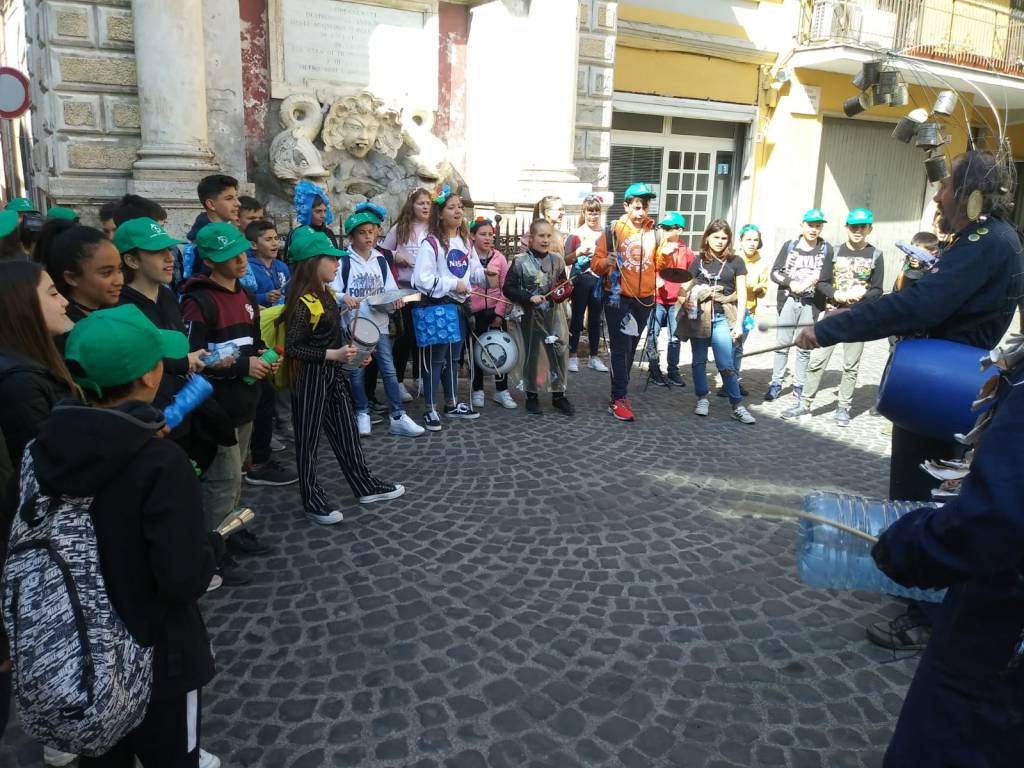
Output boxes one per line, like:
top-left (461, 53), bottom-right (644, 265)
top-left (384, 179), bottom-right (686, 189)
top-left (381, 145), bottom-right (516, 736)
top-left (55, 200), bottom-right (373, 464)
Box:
top-left (411, 234), bottom-right (485, 303)
top-left (329, 248), bottom-right (398, 334)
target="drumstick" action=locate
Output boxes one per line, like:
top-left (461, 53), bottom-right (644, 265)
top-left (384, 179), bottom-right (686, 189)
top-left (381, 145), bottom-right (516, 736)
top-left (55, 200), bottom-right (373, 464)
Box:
top-left (748, 504), bottom-right (880, 544)
top-left (468, 291), bottom-right (515, 306)
top-left (757, 320), bottom-right (816, 332)
top-left (738, 341), bottom-right (800, 357)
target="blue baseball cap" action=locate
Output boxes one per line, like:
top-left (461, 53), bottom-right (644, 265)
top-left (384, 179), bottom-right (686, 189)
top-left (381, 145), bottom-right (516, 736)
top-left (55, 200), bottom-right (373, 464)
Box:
top-left (802, 208), bottom-right (827, 223)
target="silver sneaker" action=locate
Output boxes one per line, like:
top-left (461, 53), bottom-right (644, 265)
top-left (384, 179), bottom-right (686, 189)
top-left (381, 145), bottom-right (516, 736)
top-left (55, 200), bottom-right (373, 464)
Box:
top-left (389, 413), bottom-right (425, 437)
top-left (306, 510), bottom-right (344, 525)
top-left (694, 398), bottom-right (710, 417)
top-left (568, 356), bottom-right (579, 372)
top-left (493, 390), bottom-right (517, 409)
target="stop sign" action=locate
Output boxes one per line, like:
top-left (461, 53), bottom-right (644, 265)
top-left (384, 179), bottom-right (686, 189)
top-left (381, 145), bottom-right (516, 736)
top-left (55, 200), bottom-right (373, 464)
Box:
top-left (0, 67), bottom-right (30, 120)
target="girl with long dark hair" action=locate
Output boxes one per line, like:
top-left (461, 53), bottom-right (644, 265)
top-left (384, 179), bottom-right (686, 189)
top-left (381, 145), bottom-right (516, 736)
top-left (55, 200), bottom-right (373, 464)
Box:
top-left (278, 229), bottom-right (403, 526)
top-left (39, 221), bottom-right (123, 322)
top-left (679, 219), bottom-right (755, 424)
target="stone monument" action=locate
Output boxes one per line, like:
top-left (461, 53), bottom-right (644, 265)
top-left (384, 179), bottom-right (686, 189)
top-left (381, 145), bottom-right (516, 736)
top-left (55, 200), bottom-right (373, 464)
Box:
top-left (267, 88), bottom-right (467, 228)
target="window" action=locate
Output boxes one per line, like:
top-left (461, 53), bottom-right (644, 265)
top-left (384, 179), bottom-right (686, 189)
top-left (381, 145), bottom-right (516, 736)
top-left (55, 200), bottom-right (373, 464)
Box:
top-left (610, 145), bottom-right (664, 217)
top-left (611, 111), bottom-right (664, 133)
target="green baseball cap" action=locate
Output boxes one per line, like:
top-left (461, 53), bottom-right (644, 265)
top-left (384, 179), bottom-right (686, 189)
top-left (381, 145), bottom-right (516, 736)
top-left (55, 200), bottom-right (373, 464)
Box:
top-left (846, 207), bottom-right (874, 225)
top-left (0, 210), bottom-right (18, 238)
top-left (658, 212), bottom-right (686, 229)
top-left (5, 197), bottom-right (37, 213)
top-left (65, 304), bottom-right (188, 395)
top-left (344, 210), bottom-right (383, 236)
top-left (196, 222), bottom-right (251, 263)
top-left (113, 217), bottom-right (185, 254)
top-left (624, 182), bottom-right (656, 200)
top-left (802, 208), bottom-right (827, 223)
top-left (47, 206), bottom-right (78, 221)
top-left (289, 227), bottom-right (347, 264)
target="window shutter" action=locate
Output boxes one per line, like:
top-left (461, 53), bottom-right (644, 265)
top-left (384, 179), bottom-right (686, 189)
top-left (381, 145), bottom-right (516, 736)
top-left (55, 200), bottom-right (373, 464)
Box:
top-left (609, 145), bottom-right (663, 217)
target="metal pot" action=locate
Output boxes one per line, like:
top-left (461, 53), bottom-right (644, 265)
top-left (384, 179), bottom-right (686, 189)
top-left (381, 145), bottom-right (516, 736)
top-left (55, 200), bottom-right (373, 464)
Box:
top-left (933, 90), bottom-right (958, 116)
top-left (925, 154), bottom-right (951, 182)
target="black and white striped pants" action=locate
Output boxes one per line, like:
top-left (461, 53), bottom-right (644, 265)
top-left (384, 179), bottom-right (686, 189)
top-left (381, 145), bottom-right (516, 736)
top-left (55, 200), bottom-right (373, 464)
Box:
top-left (290, 361), bottom-right (390, 516)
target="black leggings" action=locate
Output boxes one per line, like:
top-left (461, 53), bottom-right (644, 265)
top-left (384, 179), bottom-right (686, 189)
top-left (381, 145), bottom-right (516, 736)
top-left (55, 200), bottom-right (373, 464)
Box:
top-left (569, 271), bottom-right (603, 355)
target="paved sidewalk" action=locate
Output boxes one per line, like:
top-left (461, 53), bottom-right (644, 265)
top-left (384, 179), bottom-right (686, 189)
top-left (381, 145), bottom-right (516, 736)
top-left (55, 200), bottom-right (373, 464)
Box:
top-left (0, 332), bottom-right (915, 768)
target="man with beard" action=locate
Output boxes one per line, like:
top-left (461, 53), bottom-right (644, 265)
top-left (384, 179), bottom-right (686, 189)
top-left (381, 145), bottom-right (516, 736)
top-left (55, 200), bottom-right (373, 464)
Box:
top-left (795, 150), bottom-right (1024, 652)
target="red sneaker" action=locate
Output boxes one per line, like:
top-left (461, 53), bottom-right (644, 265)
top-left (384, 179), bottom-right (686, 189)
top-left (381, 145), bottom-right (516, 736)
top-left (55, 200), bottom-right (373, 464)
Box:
top-left (608, 398), bottom-right (635, 421)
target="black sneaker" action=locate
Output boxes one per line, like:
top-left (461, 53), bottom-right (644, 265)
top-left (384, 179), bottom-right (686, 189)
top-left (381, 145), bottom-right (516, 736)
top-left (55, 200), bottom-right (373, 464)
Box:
top-left (834, 407), bottom-right (851, 427)
top-left (227, 528), bottom-right (273, 556)
top-left (865, 611), bottom-right (931, 651)
top-left (525, 397), bottom-right (542, 415)
top-left (368, 400), bottom-right (389, 415)
top-left (423, 411), bottom-right (442, 432)
top-left (666, 371), bottom-right (686, 388)
top-left (219, 554), bottom-right (253, 586)
top-left (244, 459), bottom-right (298, 486)
top-left (716, 386), bottom-right (729, 398)
top-left (739, 383), bottom-right (749, 397)
top-left (445, 403), bottom-right (480, 420)
top-left (552, 396), bottom-right (575, 416)
top-left (649, 369), bottom-right (667, 387)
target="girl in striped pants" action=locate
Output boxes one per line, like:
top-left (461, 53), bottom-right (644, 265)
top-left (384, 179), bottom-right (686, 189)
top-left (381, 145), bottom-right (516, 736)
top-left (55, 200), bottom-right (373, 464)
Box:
top-left (279, 229), bottom-right (404, 525)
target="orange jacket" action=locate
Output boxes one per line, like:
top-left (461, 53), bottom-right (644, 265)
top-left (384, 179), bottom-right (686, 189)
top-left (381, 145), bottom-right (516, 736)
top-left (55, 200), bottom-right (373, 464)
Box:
top-left (591, 214), bottom-right (672, 299)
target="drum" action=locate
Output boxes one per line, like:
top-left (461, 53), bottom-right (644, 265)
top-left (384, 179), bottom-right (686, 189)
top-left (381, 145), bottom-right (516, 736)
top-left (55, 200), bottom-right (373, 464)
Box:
top-left (549, 279), bottom-right (573, 304)
top-left (342, 320), bottom-right (381, 371)
top-left (876, 338), bottom-right (993, 440)
top-left (473, 330), bottom-right (519, 375)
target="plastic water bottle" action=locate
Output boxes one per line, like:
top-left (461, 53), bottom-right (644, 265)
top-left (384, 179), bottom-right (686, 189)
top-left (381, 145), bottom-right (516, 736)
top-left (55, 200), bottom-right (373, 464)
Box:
top-left (687, 286), bottom-right (702, 319)
top-left (200, 342), bottom-right (239, 366)
top-left (797, 492), bottom-right (947, 603)
top-left (163, 375), bottom-right (214, 430)
top-left (241, 345), bottom-right (283, 385)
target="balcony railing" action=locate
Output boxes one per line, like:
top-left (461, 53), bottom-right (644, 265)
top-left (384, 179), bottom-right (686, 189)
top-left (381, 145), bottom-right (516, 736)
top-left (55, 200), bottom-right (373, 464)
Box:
top-left (800, 0), bottom-right (1024, 77)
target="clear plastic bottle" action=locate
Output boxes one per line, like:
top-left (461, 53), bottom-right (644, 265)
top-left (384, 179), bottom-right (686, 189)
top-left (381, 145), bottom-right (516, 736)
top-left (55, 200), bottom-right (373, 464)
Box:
top-left (163, 375), bottom-right (214, 430)
top-left (200, 342), bottom-right (239, 367)
top-left (797, 492), bottom-right (947, 603)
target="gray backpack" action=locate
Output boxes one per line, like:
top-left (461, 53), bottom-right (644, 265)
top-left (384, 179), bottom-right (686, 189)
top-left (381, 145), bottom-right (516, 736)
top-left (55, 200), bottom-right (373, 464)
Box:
top-left (1, 447), bottom-right (152, 755)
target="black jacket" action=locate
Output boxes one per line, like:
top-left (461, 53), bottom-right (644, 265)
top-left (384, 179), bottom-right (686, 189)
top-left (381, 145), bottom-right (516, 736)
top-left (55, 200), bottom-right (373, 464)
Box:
top-left (816, 217), bottom-right (1024, 348)
top-left (119, 285), bottom-right (190, 410)
top-left (30, 400), bottom-right (223, 699)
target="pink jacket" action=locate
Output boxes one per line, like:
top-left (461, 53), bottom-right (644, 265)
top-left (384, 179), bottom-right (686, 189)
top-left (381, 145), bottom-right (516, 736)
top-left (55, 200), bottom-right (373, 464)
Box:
top-left (469, 248), bottom-right (510, 317)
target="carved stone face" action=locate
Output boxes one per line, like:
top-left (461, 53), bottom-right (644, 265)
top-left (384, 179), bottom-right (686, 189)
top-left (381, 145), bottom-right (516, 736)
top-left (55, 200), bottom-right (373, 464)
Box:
top-left (339, 113), bottom-right (379, 158)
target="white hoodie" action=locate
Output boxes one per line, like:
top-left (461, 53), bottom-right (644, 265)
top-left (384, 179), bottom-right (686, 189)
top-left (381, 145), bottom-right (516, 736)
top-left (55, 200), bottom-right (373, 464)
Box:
top-left (411, 234), bottom-right (485, 303)
top-left (330, 248), bottom-right (398, 334)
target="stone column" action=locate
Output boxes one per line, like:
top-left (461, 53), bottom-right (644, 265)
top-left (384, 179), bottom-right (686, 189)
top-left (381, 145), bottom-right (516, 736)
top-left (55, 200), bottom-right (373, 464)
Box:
top-left (130, 0), bottom-right (218, 178)
top-left (516, 0), bottom-right (583, 189)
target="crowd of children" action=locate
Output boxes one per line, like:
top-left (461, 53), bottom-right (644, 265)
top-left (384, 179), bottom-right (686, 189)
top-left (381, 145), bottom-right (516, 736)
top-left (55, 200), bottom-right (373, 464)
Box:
top-left (0, 176), bottom-right (942, 766)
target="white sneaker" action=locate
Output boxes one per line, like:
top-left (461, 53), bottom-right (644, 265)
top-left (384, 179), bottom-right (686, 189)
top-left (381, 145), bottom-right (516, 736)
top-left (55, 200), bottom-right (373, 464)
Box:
top-left (493, 390), bottom-right (517, 409)
top-left (588, 357), bottom-right (609, 372)
top-left (43, 747), bottom-right (77, 767)
top-left (732, 405), bottom-right (756, 424)
top-left (306, 509), bottom-right (344, 525)
top-left (400, 387), bottom-right (413, 403)
top-left (356, 411), bottom-right (371, 436)
top-left (206, 574), bottom-right (223, 593)
top-left (199, 749), bottom-right (222, 768)
top-left (568, 356), bottom-right (579, 373)
top-left (389, 413), bottom-right (425, 437)
top-left (694, 398), bottom-right (710, 417)
top-left (471, 390), bottom-right (485, 408)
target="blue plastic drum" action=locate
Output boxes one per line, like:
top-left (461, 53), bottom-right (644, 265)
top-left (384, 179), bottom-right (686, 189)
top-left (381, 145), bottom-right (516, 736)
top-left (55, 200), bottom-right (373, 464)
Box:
top-left (876, 338), bottom-right (992, 439)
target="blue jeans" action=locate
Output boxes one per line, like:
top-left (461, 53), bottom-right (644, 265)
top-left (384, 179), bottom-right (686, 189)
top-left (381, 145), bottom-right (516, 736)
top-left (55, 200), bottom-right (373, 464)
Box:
top-left (350, 333), bottom-right (406, 417)
top-left (690, 315), bottom-right (742, 404)
top-left (645, 303), bottom-right (680, 374)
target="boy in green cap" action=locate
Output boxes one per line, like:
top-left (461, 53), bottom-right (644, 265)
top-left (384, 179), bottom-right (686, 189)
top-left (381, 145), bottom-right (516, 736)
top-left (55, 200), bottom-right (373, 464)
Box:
top-left (331, 206), bottom-right (424, 437)
top-left (0, 210), bottom-right (25, 261)
top-left (765, 208), bottom-right (834, 402)
top-left (783, 207), bottom-right (884, 426)
top-left (180, 222), bottom-right (277, 585)
top-left (646, 212), bottom-right (694, 387)
top-left (19, 304), bottom-right (222, 766)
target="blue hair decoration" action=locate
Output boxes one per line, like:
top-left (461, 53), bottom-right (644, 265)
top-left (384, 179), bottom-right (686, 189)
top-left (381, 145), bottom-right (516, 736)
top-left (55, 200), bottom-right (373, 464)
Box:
top-left (354, 200), bottom-right (388, 223)
top-left (294, 181), bottom-right (334, 227)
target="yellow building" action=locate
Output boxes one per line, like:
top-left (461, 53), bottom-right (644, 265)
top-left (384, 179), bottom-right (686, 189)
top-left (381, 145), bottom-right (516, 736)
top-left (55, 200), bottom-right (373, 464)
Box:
top-left (610, 0), bottom-right (1024, 278)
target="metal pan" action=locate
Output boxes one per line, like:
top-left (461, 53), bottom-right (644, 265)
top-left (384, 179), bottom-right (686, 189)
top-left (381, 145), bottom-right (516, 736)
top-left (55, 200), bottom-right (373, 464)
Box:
top-left (659, 267), bottom-right (693, 283)
top-left (365, 288), bottom-right (420, 312)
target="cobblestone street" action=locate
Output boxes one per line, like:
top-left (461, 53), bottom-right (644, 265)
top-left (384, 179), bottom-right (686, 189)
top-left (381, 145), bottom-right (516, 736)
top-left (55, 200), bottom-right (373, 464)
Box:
top-left (1, 332), bottom-right (915, 768)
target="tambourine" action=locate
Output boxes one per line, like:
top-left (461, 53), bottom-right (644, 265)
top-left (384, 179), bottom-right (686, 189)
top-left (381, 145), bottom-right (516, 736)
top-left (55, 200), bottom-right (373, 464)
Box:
top-left (550, 279), bottom-right (574, 304)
